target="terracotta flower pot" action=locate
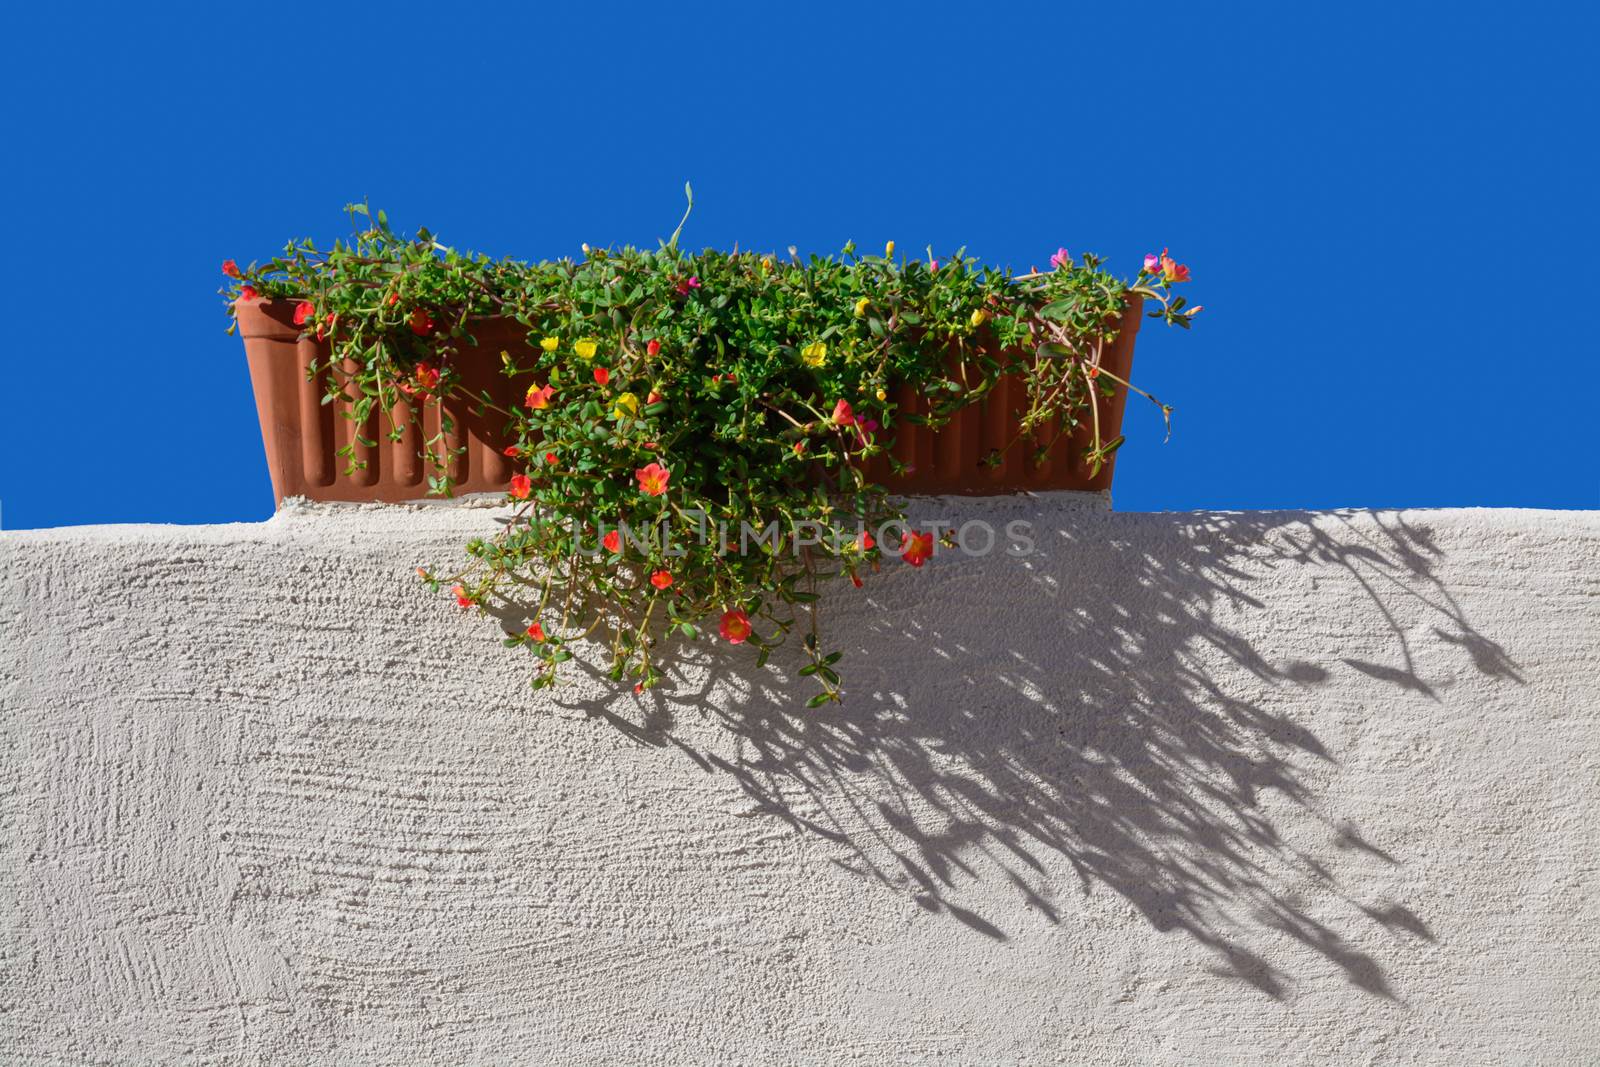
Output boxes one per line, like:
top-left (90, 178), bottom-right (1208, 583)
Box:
top-left (236, 295), bottom-right (1142, 506)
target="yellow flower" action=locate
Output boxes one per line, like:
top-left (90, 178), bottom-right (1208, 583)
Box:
top-left (761, 256), bottom-right (774, 272)
top-left (970, 308), bottom-right (990, 328)
top-left (574, 339), bottom-right (598, 360)
top-left (875, 388), bottom-right (887, 402)
top-left (540, 336), bottom-right (559, 353)
top-left (854, 297), bottom-right (870, 318)
top-left (613, 391), bottom-right (640, 419)
top-left (885, 240), bottom-right (895, 259)
top-left (800, 341), bottom-right (828, 368)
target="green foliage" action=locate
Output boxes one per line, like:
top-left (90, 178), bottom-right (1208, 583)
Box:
top-left (225, 200), bottom-right (1197, 704)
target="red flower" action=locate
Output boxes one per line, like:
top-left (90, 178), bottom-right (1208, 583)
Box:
top-left (503, 445), bottom-right (521, 458)
top-left (602, 529), bottom-right (621, 554)
top-left (509, 474), bottom-right (532, 500)
top-left (387, 292), bottom-right (400, 306)
top-left (452, 583), bottom-right (474, 608)
top-left (221, 260), bottom-right (241, 278)
top-left (793, 441), bottom-right (806, 456)
top-left (858, 530), bottom-right (875, 551)
top-left (649, 570), bottom-right (673, 590)
top-left (525, 384), bottom-right (556, 410)
top-left (635, 462), bottom-right (671, 496)
top-left (851, 573), bottom-right (863, 588)
top-left (646, 390), bottom-right (662, 405)
top-left (237, 285), bottom-right (257, 302)
top-left (409, 308), bottom-right (434, 336)
top-left (900, 531), bottom-right (935, 567)
top-left (526, 622), bottom-right (546, 642)
top-left (545, 451), bottom-right (558, 466)
top-left (719, 608), bottom-right (752, 644)
top-left (646, 339), bottom-right (661, 357)
top-left (832, 399), bottom-right (855, 426)
top-left (633, 682), bottom-right (644, 694)
top-left (293, 301), bottom-right (314, 326)
top-left (593, 367), bottom-right (611, 385)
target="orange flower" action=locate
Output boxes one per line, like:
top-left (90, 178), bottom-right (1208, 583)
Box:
top-left (602, 529), bottom-right (621, 554)
top-left (525, 383), bottom-right (556, 410)
top-left (509, 474), bottom-right (532, 500)
top-left (900, 531), bottom-right (934, 567)
top-left (293, 301), bottom-right (314, 326)
top-left (646, 390), bottom-right (662, 405)
top-left (1159, 248), bottom-right (1191, 283)
top-left (415, 567), bottom-right (429, 579)
top-left (719, 608), bottom-right (752, 644)
top-left (526, 622), bottom-right (546, 642)
top-left (413, 362), bottom-right (440, 392)
top-left (649, 570), bottom-right (673, 590)
top-left (635, 462), bottom-right (671, 496)
top-left (452, 583), bottom-right (474, 608)
top-left (593, 367), bottom-right (610, 385)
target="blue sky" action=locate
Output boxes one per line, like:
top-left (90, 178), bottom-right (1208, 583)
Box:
top-left (2, 2), bottom-right (1595, 529)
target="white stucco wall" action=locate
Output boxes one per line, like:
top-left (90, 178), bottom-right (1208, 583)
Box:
top-left (2, 498), bottom-right (1597, 1066)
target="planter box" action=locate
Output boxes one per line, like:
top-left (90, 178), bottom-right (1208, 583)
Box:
top-left (237, 295), bottom-right (1142, 505)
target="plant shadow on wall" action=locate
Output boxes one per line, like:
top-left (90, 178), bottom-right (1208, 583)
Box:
top-left (564, 508), bottom-right (1522, 1001)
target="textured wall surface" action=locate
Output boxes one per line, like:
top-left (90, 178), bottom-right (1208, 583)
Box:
top-left (2, 499), bottom-right (1598, 1066)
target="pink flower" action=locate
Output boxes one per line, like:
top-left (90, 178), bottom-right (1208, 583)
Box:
top-left (1050, 247), bottom-right (1071, 270)
top-left (719, 608), bottom-right (752, 644)
top-left (832, 399), bottom-right (855, 426)
top-left (1143, 253), bottom-right (1160, 273)
top-left (675, 276), bottom-right (702, 296)
top-left (929, 259), bottom-right (940, 272)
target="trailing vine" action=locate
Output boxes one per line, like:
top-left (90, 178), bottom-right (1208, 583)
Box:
top-left (223, 193), bottom-right (1198, 704)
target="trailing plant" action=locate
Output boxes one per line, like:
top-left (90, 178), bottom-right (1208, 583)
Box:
top-left (222, 194), bottom-right (1199, 705)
